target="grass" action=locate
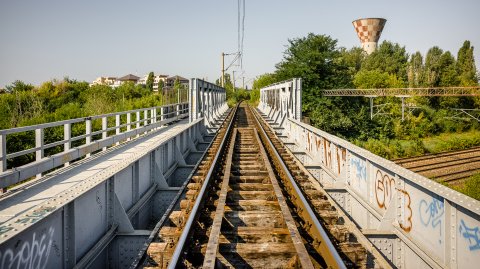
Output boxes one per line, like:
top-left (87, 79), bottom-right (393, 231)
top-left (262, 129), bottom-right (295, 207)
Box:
top-left (447, 173), bottom-right (480, 201)
top-left (422, 130), bottom-right (480, 154)
top-left (354, 130), bottom-right (480, 160)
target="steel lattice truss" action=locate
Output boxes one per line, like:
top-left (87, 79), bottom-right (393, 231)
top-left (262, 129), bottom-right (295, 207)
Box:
top-left (322, 87), bottom-right (480, 97)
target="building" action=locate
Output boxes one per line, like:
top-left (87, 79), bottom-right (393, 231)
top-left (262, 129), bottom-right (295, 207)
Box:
top-left (117, 74), bottom-right (140, 83)
top-left (90, 76), bottom-right (117, 87)
top-left (153, 74), bottom-right (168, 91)
top-left (164, 75), bottom-right (189, 89)
top-left (352, 18), bottom-right (387, 54)
top-left (90, 73), bottom-right (190, 91)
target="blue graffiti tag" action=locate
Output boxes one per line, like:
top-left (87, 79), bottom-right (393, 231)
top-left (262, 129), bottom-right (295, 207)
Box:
top-left (350, 157), bottom-right (366, 181)
top-left (419, 197), bottom-right (444, 243)
top-left (459, 219), bottom-right (480, 251)
top-left (0, 226), bottom-right (13, 235)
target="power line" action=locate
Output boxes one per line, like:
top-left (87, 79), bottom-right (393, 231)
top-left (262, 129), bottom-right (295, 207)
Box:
top-left (241, 0), bottom-right (245, 69)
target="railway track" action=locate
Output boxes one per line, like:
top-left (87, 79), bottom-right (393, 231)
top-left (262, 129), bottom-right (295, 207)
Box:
top-left (141, 103), bottom-right (390, 268)
top-left (394, 147), bottom-right (480, 183)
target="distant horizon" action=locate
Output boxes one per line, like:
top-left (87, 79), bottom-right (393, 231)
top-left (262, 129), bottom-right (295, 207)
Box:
top-left (1, 0), bottom-right (479, 88)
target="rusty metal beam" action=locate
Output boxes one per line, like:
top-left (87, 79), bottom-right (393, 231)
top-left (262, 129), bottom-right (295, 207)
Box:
top-left (322, 87), bottom-right (480, 97)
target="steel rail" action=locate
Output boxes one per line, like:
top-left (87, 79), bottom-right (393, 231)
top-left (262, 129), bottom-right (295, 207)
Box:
top-left (250, 106), bottom-right (347, 269)
top-left (202, 129), bottom-right (237, 268)
top-left (202, 124), bottom-right (314, 268)
top-left (393, 146), bottom-right (480, 164)
top-left (167, 104), bottom-right (239, 269)
top-left (129, 112), bottom-right (231, 269)
top-left (252, 127), bottom-right (314, 268)
top-left (406, 156), bottom-right (480, 172)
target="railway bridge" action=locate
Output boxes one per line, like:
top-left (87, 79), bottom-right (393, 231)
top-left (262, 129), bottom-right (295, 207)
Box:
top-left (0, 78), bottom-right (479, 268)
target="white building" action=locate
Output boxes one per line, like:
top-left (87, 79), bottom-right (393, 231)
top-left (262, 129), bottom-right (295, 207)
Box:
top-left (90, 76), bottom-right (117, 87)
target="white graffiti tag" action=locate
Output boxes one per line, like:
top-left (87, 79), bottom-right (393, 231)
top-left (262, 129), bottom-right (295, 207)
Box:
top-left (0, 227), bottom-right (54, 269)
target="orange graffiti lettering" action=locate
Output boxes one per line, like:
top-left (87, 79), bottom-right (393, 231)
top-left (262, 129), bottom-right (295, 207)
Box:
top-left (375, 170), bottom-right (413, 233)
top-left (324, 140), bottom-right (332, 169)
top-left (398, 189), bottom-right (413, 232)
top-left (375, 170), bottom-right (395, 209)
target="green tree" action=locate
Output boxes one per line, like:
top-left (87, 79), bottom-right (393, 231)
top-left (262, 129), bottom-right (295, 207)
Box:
top-left (275, 33), bottom-right (352, 92)
top-left (438, 52), bottom-right (459, 87)
top-left (252, 73), bottom-right (278, 90)
top-left (273, 33), bottom-right (373, 137)
top-left (5, 80), bottom-right (34, 92)
top-left (361, 41), bottom-right (409, 81)
top-left (353, 70), bottom-right (390, 88)
top-left (340, 47), bottom-right (366, 80)
top-left (456, 40), bottom-right (478, 86)
top-left (146, 71), bottom-right (154, 91)
top-left (407, 52), bottom-right (424, 87)
top-left (157, 80), bottom-right (164, 92)
top-left (424, 46), bottom-right (444, 87)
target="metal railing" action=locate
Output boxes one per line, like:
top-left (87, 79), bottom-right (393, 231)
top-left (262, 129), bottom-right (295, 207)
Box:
top-left (0, 102), bottom-right (188, 190)
top-left (322, 86), bottom-right (480, 97)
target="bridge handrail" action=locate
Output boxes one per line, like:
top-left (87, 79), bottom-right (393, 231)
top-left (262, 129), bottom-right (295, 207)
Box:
top-left (285, 117), bottom-right (480, 268)
top-left (0, 102), bottom-right (189, 190)
top-left (258, 78), bottom-right (302, 121)
top-left (0, 103), bottom-right (183, 135)
top-left (289, 117), bottom-right (480, 215)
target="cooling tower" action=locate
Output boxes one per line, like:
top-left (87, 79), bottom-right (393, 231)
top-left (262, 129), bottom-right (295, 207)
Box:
top-left (352, 18), bottom-right (387, 54)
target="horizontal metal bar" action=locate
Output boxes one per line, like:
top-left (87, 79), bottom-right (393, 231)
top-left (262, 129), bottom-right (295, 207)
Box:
top-left (0, 114), bottom-right (188, 188)
top-left (0, 102), bottom-right (188, 135)
top-left (322, 87), bottom-right (480, 97)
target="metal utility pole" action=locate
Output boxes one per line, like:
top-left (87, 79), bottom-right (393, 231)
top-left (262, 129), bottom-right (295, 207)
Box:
top-left (232, 71), bottom-right (236, 92)
top-left (221, 52), bottom-right (225, 87)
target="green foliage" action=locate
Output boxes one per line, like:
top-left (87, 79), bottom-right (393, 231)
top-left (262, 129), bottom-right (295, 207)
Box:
top-left (353, 70), bottom-right (390, 88)
top-left (260, 33), bottom-right (480, 169)
top-left (457, 41), bottom-right (479, 86)
top-left (451, 173), bottom-right (480, 201)
top-left (157, 80), bottom-right (164, 91)
top-left (5, 80), bottom-right (34, 92)
top-left (0, 78), bottom-right (180, 169)
top-left (146, 71), bottom-right (154, 90)
top-left (252, 73), bottom-right (278, 90)
top-left (408, 52), bottom-right (424, 87)
top-left (361, 41), bottom-right (409, 81)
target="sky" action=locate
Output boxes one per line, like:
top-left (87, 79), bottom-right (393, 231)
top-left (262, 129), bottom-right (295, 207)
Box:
top-left (1, 0), bottom-right (479, 89)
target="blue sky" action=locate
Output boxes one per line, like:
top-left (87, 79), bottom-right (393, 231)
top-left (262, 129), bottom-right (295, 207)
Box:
top-left (1, 0), bottom-right (479, 88)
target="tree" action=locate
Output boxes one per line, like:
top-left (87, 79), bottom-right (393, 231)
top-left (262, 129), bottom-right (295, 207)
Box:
top-left (424, 46), bottom-right (444, 87)
top-left (5, 80), bottom-right (34, 92)
top-left (146, 71), bottom-right (154, 91)
top-left (438, 52), bottom-right (459, 87)
top-left (275, 34), bottom-right (352, 90)
top-left (361, 41), bottom-right (409, 81)
top-left (407, 52), bottom-right (424, 87)
top-left (457, 40), bottom-right (478, 86)
top-left (354, 70), bottom-right (390, 89)
top-left (340, 47), bottom-right (366, 80)
top-left (252, 73), bottom-right (277, 90)
top-left (273, 33), bottom-right (373, 138)
top-left (157, 80), bottom-right (164, 92)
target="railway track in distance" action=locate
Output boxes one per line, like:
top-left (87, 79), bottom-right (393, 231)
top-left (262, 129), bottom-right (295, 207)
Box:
top-left (140, 103), bottom-right (390, 268)
top-left (393, 147), bottom-right (480, 184)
